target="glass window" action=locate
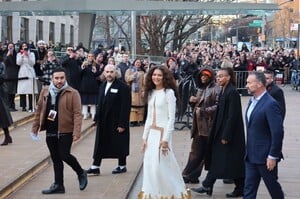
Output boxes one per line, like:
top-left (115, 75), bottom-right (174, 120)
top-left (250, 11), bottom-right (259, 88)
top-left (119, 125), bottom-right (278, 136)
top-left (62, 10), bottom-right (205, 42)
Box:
top-left (70, 25), bottom-right (74, 46)
top-left (36, 20), bottom-right (43, 42)
top-left (61, 23), bottom-right (65, 44)
top-left (20, 17), bottom-right (29, 42)
top-left (49, 22), bottom-right (55, 44)
top-left (1, 16), bottom-right (12, 42)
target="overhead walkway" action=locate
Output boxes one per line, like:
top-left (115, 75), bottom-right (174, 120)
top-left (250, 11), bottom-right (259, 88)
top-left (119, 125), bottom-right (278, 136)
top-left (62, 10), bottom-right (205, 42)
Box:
top-left (0, 0), bottom-right (279, 16)
top-left (0, 0), bottom-right (279, 55)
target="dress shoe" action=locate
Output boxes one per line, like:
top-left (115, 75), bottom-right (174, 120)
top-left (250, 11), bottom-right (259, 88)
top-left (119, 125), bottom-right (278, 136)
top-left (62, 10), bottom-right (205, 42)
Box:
top-left (223, 179), bottom-right (234, 184)
top-left (226, 190), bottom-right (243, 198)
top-left (78, 170), bottom-right (88, 190)
top-left (112, 166), bottom-right (127, 174)
top-left (42, 183), bottom-right (65, 194)
top-left (9, 107), bottom-right (17, 112)
top-left (183, 176), bottom-right (199, 184)
top-left (191, 186), bottom-right (213, 196)
top-left (1, 136), bottom-right (12, 146)
top-left (86, 167), bottom-right (100, 175)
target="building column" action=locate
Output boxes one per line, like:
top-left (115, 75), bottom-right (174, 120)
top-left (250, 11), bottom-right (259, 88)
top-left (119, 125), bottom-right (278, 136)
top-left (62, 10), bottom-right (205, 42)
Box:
top-left (78, 13), bottom-right (95, 50)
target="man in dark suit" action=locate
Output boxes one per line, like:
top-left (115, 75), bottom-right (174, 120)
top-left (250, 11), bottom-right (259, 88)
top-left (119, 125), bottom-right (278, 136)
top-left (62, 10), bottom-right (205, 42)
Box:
top-left (87, 64), bottom-right (131, 175)
top-left (244, 71), bottom-right (284, 199)
top-left (264, 70), bottom-right (286, 119)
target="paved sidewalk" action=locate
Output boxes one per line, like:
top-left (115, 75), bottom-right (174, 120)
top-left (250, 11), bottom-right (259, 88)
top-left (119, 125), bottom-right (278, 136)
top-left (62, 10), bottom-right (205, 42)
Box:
top-left (1, 86), bottom-right (300, 199)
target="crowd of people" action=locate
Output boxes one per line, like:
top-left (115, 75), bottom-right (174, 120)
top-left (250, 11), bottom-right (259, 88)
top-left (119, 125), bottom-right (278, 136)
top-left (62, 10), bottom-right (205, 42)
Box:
top-left (0, 39), bottom-right (288, 198)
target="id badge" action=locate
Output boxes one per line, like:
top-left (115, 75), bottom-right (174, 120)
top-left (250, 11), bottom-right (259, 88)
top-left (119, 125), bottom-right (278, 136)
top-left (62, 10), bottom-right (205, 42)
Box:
top-left (47, 110), bottom-right (57, 121)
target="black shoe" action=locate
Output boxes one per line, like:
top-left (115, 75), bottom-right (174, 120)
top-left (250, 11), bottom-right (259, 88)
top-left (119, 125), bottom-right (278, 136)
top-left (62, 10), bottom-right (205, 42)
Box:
top-left (191, 186), bottom-right (213, 196)
top-left (42, 183), bottom-right (65, 194)
top-left (223, 179), bottom-right (234, 184)
top-left (78, 170), bottom-right (88, 191)
top-left (22, 108), bottom-right (27, 112)
top-left (226, 190), bottom-right (243, 198)
top-left (129, 122), bottom-right (136, 127)
top-left (86, 168), bottom-right (100, 175)
top-left (1, 136), bottom-right (12, 146)
top-left (112, 166), bottom-right (127, 174)
top-left (183, 176), bottom-right (199, 184)
top-left (9, 108), bottom-right (17, 112)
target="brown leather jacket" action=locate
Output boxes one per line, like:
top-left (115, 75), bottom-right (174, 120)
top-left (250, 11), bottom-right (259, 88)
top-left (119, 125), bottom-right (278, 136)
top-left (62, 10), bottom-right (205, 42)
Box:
top-left (31, 86), bottom-right (82, 137)
top-left (190, 80), bottom-right (220, 138)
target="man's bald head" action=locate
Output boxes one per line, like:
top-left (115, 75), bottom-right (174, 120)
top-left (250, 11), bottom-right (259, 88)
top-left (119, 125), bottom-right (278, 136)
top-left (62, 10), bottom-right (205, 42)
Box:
top-left (104, 64), bottom-right (116, 82)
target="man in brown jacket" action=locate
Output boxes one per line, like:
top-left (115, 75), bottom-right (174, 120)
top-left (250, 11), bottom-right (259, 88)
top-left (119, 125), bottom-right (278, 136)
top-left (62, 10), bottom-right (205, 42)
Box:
top-left (31, 67), bottom-right (87, 194)
top-left (182, 67), bottom-right (220, 184)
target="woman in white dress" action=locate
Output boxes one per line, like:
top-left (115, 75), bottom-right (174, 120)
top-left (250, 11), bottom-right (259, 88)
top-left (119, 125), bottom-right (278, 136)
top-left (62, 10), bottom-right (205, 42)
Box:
top-left (139, 66), bottom-right (190, 199)
top-left (16, 42), bottom-right (37, 112)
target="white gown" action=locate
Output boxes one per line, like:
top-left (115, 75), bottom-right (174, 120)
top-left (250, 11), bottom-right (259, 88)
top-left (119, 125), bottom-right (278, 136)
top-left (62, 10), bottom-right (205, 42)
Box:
top-left (140, 89), bottom-right (190, 199)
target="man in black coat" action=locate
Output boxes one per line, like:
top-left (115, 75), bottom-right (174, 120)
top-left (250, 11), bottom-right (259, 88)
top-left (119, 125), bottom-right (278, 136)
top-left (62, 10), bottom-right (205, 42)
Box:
top-left (264, 70), bottom-right (286, 120)
top-left (87, 64), bottom-right (131, 175)
top-left (192, 67), bottom-right (245, 198)
top-left (61, 47), bottom-right (82, 91)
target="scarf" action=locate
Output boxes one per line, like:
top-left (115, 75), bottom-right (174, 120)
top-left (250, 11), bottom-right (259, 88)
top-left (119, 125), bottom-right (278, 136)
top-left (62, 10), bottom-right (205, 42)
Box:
top-left (49, 81), bottom-right (69, 105)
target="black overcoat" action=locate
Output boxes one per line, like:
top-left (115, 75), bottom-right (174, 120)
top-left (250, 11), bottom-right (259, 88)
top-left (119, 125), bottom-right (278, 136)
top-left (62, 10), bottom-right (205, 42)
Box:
top-left (4, 51), bottom-right (19, 94)
top-left (93, 79), bottom-right (131, 159)
top-left (0, 79), bottom-right (13, 128)
top-left (205, 83), bottom-right (245, 179)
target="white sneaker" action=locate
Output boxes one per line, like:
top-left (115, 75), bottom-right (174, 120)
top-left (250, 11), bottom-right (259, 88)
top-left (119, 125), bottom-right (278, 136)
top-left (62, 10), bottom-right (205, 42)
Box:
top-left (83, 114), bottom-right (88, 120)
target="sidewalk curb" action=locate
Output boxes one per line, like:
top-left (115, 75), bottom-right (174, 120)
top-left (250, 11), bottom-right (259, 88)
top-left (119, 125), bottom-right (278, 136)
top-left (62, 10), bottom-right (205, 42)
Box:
top-left (0, 124), bottom-right (96, 199)
top-left (0, 114), bottom-right (35, 136)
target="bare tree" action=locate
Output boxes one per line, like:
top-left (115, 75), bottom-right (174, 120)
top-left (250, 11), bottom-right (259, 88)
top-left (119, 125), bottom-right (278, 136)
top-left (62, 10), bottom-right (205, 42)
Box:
top-left (94, 0), bottom-right (236, 55)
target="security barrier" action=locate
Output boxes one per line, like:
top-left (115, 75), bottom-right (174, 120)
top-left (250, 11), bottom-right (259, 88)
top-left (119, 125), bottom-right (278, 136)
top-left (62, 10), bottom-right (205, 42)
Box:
top-left (234, 71), bottom-right (249, 91)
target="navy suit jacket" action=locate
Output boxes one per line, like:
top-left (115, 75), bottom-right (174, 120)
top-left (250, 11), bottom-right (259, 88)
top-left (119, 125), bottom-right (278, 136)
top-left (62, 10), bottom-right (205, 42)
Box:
top-left (245, 92), bottom-right (284, 164)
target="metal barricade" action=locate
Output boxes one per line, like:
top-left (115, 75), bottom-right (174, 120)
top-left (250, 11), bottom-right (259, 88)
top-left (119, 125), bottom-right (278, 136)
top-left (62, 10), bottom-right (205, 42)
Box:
top-left (234, 71), bottom-right (249, 92)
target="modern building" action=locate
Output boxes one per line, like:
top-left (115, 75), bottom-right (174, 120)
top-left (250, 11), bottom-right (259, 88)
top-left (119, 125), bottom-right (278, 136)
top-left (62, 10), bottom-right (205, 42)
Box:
top-left (267, 0), bottom-right (300, 48)
top-left (0, 0), bottom-right (78, 47)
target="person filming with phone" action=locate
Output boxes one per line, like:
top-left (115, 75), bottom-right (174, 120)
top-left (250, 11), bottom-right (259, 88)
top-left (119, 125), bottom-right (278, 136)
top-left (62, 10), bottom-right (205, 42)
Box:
top-left (16, 42), bottom-right (38, 112)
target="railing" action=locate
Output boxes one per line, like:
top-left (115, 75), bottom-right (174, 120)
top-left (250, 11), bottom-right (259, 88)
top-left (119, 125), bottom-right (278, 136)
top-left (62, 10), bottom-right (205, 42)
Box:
top-left (234, 71), bottom-right (248, 91)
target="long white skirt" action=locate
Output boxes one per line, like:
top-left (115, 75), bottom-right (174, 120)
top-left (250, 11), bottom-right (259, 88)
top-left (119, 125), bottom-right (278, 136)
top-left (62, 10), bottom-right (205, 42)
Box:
top-left (140, 129), bottom-right (189, 199)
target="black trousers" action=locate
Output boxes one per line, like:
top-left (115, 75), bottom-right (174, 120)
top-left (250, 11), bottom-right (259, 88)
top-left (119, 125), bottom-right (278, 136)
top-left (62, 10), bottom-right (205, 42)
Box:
top-left (182, 134), bottom-right (207, 179)
top-left (46, 133), bottom-right (83, 186)
top-left (202, 171), bottom-right (244, 192)
top-left (7, 94), bottom-right (16, 108)
top-left (93, 156), bottom-right (127, 167)
top-left (19, 94), bottom-right (33, 110)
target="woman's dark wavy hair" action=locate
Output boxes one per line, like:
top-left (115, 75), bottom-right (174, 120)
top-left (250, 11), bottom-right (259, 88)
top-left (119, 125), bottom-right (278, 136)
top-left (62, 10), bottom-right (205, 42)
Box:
top-left (18, 42), bottom-right (29, 53)
top-left (144, 65), bottom-right (179, 105)
top-left (218, 67), bottom-right (236, 86)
